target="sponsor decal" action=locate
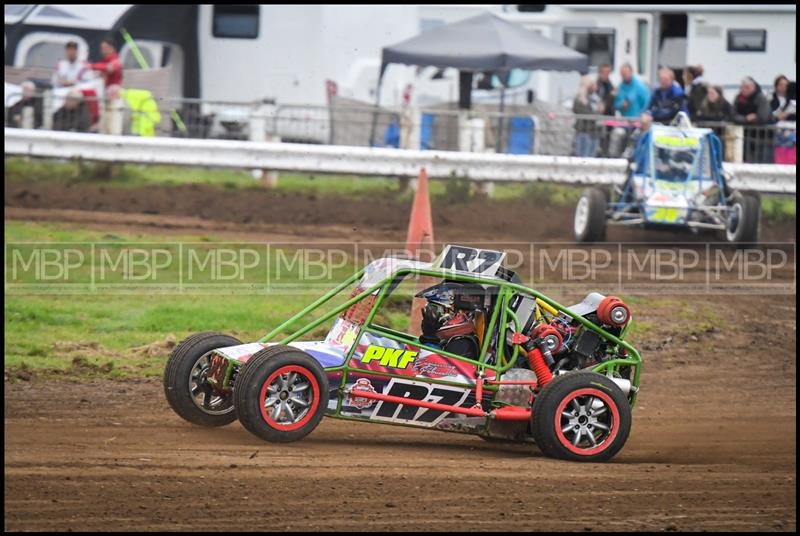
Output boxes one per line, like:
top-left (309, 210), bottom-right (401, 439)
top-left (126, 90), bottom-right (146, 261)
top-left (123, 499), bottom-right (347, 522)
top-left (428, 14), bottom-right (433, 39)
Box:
top-left (361, 345), bottom-right (418, 369)
top-left (215, 342), bottom-right (265, 361)
top-left (347, 378), bottom-right (376, 409)
top-left (326, 318), bottom-right (360, 350)
top-left (370, 378), bottom-right (471, 427)
top-left (412, 355), bottom-right (458, 379)
top-left (434, 244), bottom-right (505, 277)
top-left (654, 134), bottom-right (699, 147)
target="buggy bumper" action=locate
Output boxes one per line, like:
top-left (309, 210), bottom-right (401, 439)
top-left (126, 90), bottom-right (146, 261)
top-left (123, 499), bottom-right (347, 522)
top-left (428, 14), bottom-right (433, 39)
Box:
top-left (607, 218), bottom-right (727, 231)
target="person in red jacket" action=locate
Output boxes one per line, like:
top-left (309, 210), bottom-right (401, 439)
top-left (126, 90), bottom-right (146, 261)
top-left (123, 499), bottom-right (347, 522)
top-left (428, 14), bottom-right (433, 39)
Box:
top-left (91, 37), bottom-right (122, 88)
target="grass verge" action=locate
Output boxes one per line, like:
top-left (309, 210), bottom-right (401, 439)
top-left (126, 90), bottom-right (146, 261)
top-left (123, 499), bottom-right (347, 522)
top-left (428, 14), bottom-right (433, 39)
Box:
top-left (5, 156), bottom-right (589, 207)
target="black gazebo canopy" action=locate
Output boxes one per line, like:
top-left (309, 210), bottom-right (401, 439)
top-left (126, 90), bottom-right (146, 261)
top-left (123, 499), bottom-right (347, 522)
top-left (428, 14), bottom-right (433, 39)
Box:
top-left (378, 12), bottom-right (590, 110)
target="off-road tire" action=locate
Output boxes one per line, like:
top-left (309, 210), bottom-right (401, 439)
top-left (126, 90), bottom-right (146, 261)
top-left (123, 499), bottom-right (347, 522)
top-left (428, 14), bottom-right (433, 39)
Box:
top-left (164, 331), bottom-right (242, 427)
top-left (725, 190), bottom-right (760, 247)
top-left (532, 372), bottom-right (631, 462)
top-left (234, 345), bottom-right (328, 443)
top-left (574, 188), bottom-right (608, 242)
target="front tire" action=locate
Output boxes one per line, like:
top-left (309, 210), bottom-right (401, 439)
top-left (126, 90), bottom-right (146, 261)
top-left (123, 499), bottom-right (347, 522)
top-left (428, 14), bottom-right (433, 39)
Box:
top-left (163, 331), bottom-right (242, 427)
top-left (574, 188), bottom-right (608, 242)
top-left (234, 345), bottom-right (328, 443)
top-left (725, 190), bottom-right (760, 247)
top-left (531, 372), bottom-right (631, 462)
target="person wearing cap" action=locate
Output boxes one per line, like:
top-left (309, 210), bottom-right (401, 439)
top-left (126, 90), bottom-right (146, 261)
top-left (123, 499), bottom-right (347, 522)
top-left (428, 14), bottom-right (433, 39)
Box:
top-left (52, 41), bottom-right (92, 88)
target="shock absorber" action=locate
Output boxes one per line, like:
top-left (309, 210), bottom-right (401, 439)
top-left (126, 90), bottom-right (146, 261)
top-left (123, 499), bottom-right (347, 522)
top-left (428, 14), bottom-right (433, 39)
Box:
top-left (512, 325), bottom-right (563, 388)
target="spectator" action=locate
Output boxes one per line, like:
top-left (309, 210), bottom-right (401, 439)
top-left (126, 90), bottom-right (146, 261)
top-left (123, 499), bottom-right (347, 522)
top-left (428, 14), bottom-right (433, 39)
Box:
top-left (572, 75), bottom-right (603, 157)
top-left (733, 77), bottom-right (773, 163)
top-left (122, 88), bottom-right (162, 137)
top-left (770, 74), bottom-right (797, 122)
top-left (695, 85), bottom-right (732, 122)
top-left (91, 37), bottom-right (123, 89)
top-left (732, 77), bottom-right (771, 125)
top-left (53, 89), bottom-right (92, 132)
top-left (614, 63), bottom-right (650, 119)
top-left (596, 63), bottom-right (615, 116)
top-left (646, 67), bottom-right (688, 124)
top-left (683, 65), bottom-right (708, 119)
top-left (6, 81), bottom-right (43, 129)
top-left (52, 41), bottom-right (92, 88)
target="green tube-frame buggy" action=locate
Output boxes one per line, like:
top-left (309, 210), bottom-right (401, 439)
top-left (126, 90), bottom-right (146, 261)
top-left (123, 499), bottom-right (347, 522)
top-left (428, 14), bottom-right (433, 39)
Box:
top-left (164, 245), bottom-right (643, 462)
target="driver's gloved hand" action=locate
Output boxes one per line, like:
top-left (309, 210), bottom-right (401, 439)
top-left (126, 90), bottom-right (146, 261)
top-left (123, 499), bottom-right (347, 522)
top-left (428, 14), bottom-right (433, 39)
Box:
top-left (421, 304), bottom-right (445, 341)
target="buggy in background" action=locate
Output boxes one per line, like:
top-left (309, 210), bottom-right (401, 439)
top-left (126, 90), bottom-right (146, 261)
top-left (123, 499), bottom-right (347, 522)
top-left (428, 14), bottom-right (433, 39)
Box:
top-left (574, 113), bottom-right (761, 246)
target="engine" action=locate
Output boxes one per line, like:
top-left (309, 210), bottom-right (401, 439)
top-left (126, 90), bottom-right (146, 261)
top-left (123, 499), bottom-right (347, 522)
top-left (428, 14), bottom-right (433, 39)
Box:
top-left (508, 292), bottom-right (632, 380)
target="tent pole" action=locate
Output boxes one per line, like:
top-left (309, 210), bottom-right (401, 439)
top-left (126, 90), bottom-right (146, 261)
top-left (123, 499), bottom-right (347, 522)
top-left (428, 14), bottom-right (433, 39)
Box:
top-left (458, 71), bottom-right (473, 110)
top-left (496, 85), bottom-right (506, 153)
top-left (369, 64), bottom-right (386, 147)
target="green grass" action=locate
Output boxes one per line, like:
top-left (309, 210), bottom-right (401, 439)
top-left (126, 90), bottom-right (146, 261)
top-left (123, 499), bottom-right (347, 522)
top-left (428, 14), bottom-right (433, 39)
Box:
top-left (5, 157), bottom-right (797, 220)
top-left (761, 195), bottom-right (796, 223)
top-left (4, 156), bottom-right (404, 195)
top-left (4, 220), bottom-right (356, 379)
top-left (4, 156), bottom-right (590, 207)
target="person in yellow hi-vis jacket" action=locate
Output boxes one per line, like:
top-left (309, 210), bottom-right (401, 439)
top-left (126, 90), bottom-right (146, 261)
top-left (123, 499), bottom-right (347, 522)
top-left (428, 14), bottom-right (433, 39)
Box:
top-left (121, 88), bottom-right (161, 137)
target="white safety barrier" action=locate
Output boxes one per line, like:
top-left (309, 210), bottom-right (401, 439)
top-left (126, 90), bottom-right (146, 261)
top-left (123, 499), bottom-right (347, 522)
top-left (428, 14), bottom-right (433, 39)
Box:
top-left (4, 128), bottom-right (795, 194)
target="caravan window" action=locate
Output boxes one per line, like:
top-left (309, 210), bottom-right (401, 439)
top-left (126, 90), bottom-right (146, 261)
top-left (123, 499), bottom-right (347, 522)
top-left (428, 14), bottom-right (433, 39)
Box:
top-left (727, 29), bottom-right (766, 52)
top-left (14, 32), bottom-right (88, 68)
top-left (24, 42), bottom-right (65, 68)
top-left (119, 41), bottom-right (166, 70)
top-left (213, 5), bottom-right (260, 39)
top-left (564, 28), bottom-right (615, 67)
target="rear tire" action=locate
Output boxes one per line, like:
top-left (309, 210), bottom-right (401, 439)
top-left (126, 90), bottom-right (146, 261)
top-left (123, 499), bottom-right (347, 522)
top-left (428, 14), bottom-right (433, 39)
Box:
top-left (532, 372), bottom-right (631, 462)
top-left (725, 190), bottom-right (760, 247)
top-left (574, 188), bottom-right (608, 242)
top-left (234, 345), bottom-right (328, 443)
top-left (163, 331), bottom-right (242, 427)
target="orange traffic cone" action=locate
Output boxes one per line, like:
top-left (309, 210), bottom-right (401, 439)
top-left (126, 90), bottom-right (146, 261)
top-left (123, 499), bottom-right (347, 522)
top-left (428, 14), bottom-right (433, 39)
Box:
top-left (406, 167), bottom-right (435, 337)
top-left (405, 166), bottom-right (435, 258)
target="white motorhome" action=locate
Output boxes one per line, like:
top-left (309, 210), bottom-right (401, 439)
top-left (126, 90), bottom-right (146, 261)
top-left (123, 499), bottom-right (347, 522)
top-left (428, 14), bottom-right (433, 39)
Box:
top-left (5, 4), bottom-right (502, 106)
top-left (500, 4), bottom-right (797, 105)
top-left (5, 4), bottom-right (795, 110)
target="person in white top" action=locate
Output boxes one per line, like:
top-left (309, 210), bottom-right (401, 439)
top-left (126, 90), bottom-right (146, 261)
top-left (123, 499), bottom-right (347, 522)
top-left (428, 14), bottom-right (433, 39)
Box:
top-left (52, 41), bottom-right (92, 88)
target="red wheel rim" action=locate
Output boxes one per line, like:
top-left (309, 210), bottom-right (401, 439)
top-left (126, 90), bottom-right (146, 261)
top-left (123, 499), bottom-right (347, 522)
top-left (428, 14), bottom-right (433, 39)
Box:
top-left (555, 387), bottom-right (620, 456)
top-left (259, 365), bottom-right (320, 431)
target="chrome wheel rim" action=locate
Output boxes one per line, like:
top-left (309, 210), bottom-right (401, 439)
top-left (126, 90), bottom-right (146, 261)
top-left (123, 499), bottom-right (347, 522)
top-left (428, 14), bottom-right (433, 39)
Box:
top-left (559, 394), bottom-right (614, 450)
top-left (188, 351), bottom-right (234, 416)
top-left (263, 371), bottom-right (314, 426)
top-left (574, 196), bottom-right (590, 237)
top-left (726, 202), bottom-right (742, 241)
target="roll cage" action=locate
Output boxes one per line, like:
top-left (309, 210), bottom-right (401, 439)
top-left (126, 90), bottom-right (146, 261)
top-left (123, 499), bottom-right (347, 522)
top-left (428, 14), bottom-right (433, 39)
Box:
top-left (611, 122), bottom-right (730, 228)
top-left (246, 263), bottom-right (642, 405)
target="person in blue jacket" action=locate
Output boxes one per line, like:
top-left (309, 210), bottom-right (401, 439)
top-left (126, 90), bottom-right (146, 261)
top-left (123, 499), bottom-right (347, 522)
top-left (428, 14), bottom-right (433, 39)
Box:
top-left (614, 63), bottom-right (651, 118)
top-left (646, 67), bottom-right (688, 124)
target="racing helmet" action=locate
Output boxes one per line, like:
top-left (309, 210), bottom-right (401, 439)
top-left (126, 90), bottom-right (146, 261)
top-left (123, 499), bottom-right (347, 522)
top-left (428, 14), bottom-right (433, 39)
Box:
top-left (417, 282), bottom-right (482, 343)
top-left (416, 282), bottom-right (457, 310)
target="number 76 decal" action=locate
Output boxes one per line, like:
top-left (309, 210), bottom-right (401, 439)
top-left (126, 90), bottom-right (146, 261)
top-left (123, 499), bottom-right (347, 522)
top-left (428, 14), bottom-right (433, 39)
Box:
top-left (370, 378), bottom-right (471, 427)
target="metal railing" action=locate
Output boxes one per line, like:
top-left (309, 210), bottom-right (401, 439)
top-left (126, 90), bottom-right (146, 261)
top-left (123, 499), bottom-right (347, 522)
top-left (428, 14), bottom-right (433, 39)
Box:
top-left (7, 127), bottom-right (795, 194)
top-left (4, 88), bottom-right (796, 165)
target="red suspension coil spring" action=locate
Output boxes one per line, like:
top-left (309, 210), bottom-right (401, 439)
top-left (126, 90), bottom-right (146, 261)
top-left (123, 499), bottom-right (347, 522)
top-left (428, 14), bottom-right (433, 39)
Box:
top-left (527, 347), bottom-right (553, 387)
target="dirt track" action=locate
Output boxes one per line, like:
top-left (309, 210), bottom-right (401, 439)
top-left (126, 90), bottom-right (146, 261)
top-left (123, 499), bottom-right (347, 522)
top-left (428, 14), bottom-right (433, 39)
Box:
top-left (4, 323), bottom-right (796, 532)
top-left (4, 179), bottom-right (797, 531)
top-left (5, 179), bottom-right (797, 243)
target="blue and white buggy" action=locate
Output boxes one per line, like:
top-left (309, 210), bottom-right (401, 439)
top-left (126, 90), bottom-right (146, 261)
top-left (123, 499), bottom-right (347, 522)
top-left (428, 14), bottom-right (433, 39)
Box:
top-left (574, 114), bottom-right (761, 245)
